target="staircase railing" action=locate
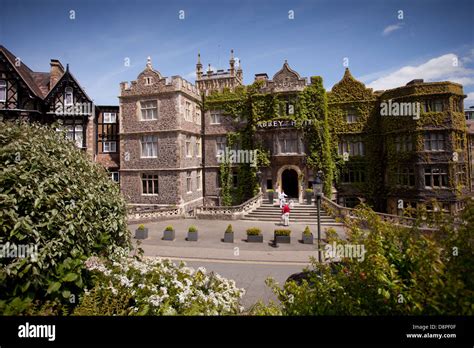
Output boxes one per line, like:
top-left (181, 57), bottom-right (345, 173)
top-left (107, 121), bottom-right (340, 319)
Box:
top-left (195, 192), bottom-right (263, 220)
top-left (322, 196), bottom-right (437, 231)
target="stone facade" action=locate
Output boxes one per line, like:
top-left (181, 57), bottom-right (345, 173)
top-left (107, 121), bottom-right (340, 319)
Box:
top-left (119, 57), bottom-right (203, 211)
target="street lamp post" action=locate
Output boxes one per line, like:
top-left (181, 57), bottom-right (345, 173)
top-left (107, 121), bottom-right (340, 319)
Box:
top-left (313, 170), bottom-right (324, 263)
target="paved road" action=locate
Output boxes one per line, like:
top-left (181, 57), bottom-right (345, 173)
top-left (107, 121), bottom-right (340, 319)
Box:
top-left (178, 259), bottom-right (307, 311)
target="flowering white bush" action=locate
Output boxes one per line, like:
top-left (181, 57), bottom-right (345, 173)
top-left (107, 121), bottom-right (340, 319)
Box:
top-left (81, 254), bottom-right (245, 315)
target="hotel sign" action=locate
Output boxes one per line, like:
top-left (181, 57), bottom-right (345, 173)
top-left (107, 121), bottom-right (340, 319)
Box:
top-left (257, 119), bottom-right (313, 128)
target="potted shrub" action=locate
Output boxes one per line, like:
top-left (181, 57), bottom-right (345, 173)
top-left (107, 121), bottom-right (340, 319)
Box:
top-left (163, 225), bottom-right (175, 241)
top-left (305, 188), bottom-right (313, 205)
top-left (135, 224), bottom-right (148, 239)
top-left (224, 224), bottom-right (234, 243)
top-left (187, 225), bottom-right (198, 241)
top-left (246, 227), bottom-right (263, 243)
top-left (302, 226), bottom-right (313, 244)
top-left (274, 229), bottom-right (291, 244)
top-left (267, 189), bottom-right (275, 204)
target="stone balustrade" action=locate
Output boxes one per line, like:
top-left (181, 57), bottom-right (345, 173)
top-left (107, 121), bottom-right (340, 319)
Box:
top-left (195, 193), bottom-right (264, 220)
top-left (128, 205), bottom-right (184, 223)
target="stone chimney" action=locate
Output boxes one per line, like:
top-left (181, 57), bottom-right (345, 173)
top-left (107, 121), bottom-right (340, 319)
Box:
top-left (50, 59), bottom-right (64, 88)
top-left (254, 73), bottom-right (268, 82)
top-left (120, 81), bottom-right (129, 91)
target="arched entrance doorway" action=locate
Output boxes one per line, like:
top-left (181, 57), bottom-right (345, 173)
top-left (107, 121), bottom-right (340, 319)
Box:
top-left (282, 169), bottom-right (299, 199)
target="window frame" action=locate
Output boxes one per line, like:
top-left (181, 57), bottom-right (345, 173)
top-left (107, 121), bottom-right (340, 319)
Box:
top-left (140, 100), bottom-right (158, 121)
top-left (103, 141), bottom-right (117, 153)
top-left (64, 87), bottom-right (74, 106)
top-left (110, 172), bottom-right (120, 183)
top-left (424, 167), bottom-right (448, 188)
top-left (424, 132), bottom-right (445, 151)
top-left (210, 112), bottom-right (221, 125)
top-left (196, 136), bottom-right (201, 157)
top-left (186, 171), bottom-right (192, 193)
top-left (140, 135), bottom-right (158, 158)
top-left (142, 173), bottom-right (159, 195)
top-left (103, 112), bottom-right (117, 124)
top-left (0, 80), bottom-right (6, 102)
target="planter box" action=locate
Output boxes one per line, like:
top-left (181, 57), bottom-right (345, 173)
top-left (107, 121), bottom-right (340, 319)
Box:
top-left (247, 234), bottom-right (263, 243)
top-left (223, 232), bottom-right (234, 243)
top-left (163, 229), bottom-right (175, 241)
top-left (135, 228), bottom-right (148, 239)
top-left (306, 195), bottom-right (313, 205)
top-left (302, 233), bottom-right (314, 244)
top-left (187, 231), bottom-right (198, 241)
top-left (275, 235), bottom-right (291, 244)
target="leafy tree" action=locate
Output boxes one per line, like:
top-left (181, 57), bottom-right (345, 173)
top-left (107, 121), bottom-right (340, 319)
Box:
top-left (0, 121), bottom-right (131, 314)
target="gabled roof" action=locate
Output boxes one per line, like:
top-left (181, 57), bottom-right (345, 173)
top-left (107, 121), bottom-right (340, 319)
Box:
top-left (0, 45), bottom-right (49, 99)
top-left (272, 60), bottom-right (303, 81)
top-left (44, 66), bottom-right (92, 104)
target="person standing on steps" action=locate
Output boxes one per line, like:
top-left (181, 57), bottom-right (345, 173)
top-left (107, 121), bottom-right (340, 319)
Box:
top-left (281, 202), bottom-right (290, 226)
top-left (279, 191), bottom-right (288, 208)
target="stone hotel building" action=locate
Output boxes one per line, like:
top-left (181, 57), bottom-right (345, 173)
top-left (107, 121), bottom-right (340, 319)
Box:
top-left (119, 50), bottom-right (472, 215)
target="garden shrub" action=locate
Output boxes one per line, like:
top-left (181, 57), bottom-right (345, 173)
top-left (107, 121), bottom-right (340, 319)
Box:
top-left (225, 224), bottom-right (233, 233)
top-left (274, 229), bottom-right (291, 236)
top-left (251, 201), bottom-right (474, 315)
top-left (246, 228), bottom-right (261, 236)
top-left (75, 254), bottom-right (245, 315)
top-left (0, 121), bottom-right (131, 314)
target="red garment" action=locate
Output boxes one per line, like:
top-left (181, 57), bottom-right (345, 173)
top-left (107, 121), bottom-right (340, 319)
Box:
top-left (282, 205), bottom-right (290, 214)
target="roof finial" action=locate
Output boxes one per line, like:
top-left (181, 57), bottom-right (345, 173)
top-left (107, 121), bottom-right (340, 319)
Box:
top-left (230, 49), bottom-right (234, 61)
top-left (343, 67), bottom-right (353, 79)
top-left (66, 63), bottom-right (69, 72)
top-left (146, 56), bottom-right (152, 69)
top-left (197, 52), bottom-right (201, 64)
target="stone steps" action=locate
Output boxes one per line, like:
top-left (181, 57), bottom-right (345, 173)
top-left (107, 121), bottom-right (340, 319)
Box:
top-left (243, 203), bottom-right (340, 224)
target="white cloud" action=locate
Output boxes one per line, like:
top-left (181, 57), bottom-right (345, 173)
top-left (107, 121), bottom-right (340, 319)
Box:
top-left (465, 92), bottom-right (474, 107)
top-left (382, 23), bottom-right (403, 36)
top-left (367, 53), bottom-right (474, 91)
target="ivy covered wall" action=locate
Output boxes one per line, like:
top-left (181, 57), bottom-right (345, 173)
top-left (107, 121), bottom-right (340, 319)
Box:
top-left (202, 68), bottom-right (470, 213)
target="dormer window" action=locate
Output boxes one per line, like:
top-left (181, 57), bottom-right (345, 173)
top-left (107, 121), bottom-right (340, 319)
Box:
top-left (145, 77), bottom-right (153, 85)
top-left (0, 80), bottom-right (6, 102)
top-left (64, 87), bottom-right (73, 106)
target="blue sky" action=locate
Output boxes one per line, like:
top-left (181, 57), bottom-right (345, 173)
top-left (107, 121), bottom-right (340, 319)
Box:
top-left (1, 0), bottom-right (473, 105)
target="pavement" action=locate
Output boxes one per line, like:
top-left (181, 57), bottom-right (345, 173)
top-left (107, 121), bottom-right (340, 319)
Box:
top-left (130, 218), bottom-right (346, 263)
top-left (129, 218), bottom-right (347, 309)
